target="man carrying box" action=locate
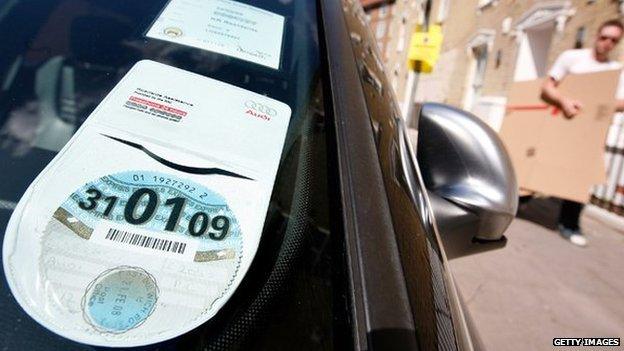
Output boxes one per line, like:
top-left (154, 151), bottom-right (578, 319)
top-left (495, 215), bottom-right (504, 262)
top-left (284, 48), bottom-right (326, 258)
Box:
top-left (541, 19), bottom-right (624, 246)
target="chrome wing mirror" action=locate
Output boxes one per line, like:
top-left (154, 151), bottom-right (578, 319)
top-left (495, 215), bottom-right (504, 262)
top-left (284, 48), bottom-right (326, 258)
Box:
top-left (415, 103), bottom-right (518, 259)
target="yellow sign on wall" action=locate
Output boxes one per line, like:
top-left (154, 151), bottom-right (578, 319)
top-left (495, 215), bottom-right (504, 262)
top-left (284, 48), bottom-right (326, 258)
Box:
top-left (408, 25), bottom-right (443, 73)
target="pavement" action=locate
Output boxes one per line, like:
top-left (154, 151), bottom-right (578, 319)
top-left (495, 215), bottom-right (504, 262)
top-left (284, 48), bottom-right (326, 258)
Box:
top-left (449, 200), bottom-right (624, 351)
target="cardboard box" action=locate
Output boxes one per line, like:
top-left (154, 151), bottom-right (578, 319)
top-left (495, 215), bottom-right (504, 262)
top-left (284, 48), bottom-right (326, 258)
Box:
top-left (499, 70), bottom-right (620, 203)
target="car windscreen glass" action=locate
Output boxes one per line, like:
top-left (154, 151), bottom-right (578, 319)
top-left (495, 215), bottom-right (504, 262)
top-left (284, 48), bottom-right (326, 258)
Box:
top-left (0, 0), bottom-right (343, 350)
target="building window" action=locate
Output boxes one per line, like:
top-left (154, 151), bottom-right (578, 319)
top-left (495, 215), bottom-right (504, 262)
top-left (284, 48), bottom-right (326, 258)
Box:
top-left (464, 44), bottom-right (489, 111)
top-left (473, 45), bottom-right (488, 90)
top-left (477, 0), bottom-right (496, 9)
top-left (396, 25), bottom-right (406, 52)
top-left (376, 21), bottom-right (387, 39)
top-left (495, 49), bottom-right (502, 69)
top-left (501, 17), bottom-right (512, 35)
top-left (437, 0), bottom-right (450, 23)
top-left (575, 26), bottom-right (586, 49)
top-left (379, 5), bottom-right (388, 19)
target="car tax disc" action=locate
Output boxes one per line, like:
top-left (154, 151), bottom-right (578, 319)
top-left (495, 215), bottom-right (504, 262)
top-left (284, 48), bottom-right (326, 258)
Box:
top-left (3, 60), bottom-right (291, 346)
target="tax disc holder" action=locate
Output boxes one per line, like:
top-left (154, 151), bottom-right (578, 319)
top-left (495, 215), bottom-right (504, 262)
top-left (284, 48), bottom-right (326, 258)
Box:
top-left (2, 60), bottom-right (291, 347)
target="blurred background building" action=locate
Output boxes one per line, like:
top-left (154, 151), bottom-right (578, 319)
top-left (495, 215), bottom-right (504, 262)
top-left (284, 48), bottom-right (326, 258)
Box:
top-left (361, 0), bottom-right (426, 103)
top-left (361, 0), bottom-right (624, 218)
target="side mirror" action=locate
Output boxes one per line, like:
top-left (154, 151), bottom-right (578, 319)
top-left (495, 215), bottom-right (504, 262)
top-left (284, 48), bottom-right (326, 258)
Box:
top-left (415, 103), bottom-right (518, 259)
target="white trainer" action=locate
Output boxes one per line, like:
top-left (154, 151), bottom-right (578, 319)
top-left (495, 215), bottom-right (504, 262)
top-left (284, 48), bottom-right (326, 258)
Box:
top-left (558, 225), bottom-right (588, 247)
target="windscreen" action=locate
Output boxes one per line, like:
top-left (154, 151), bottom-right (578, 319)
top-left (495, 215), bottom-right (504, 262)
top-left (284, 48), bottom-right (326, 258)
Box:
top-left (0, 0), bottom-right (344, 350)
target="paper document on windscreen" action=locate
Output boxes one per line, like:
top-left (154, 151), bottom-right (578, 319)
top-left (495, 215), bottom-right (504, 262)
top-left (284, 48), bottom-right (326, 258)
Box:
top-left (146, 0), bottom-right (285, 69)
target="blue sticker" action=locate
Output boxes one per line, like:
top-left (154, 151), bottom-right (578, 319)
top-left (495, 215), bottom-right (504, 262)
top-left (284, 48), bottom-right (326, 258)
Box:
top-left (60, 170), bottom-right (242, 255)
top-left (45, 170), bottom-right (244, 335)
top-left (82, 266), bottom-right (158, 333)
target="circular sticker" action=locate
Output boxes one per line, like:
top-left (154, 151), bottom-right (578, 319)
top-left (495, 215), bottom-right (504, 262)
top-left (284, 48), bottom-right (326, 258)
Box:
top-left (33, 170), bottom-right (242, 343)
top-left (82, 266), bottom-right (158, 333)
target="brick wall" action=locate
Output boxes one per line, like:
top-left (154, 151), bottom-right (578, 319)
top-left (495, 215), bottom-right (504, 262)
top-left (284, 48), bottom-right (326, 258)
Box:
top-left (362, 0), bottom-right (622, 117)
top-left (419, 0), bottom-right (622, 108)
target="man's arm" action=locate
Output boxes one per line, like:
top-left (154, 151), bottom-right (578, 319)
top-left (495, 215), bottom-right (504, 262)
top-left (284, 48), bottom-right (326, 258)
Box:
top-left (541, 77), bottom-right (583, 118)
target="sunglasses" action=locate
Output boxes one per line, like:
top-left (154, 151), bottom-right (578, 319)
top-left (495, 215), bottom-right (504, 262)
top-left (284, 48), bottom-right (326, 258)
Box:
top-left (599, 35), bottom-right (621, 44)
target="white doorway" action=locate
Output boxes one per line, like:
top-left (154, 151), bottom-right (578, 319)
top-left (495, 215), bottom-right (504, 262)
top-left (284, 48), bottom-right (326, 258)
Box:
top-left (512, 2), bottom-right (572, 81)
top-left (514, 23), bottom-right (555, 81)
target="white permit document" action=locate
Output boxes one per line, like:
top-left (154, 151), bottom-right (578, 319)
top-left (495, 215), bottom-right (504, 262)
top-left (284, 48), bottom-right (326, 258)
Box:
top-left (2, 60), bottom-right (291, 347)
top-left (146, 0), bottom-right (285, 69)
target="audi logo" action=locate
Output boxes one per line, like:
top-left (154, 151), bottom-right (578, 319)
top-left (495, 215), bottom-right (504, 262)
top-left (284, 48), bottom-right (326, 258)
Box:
top-left (245, 100), bottom-right (277, 116)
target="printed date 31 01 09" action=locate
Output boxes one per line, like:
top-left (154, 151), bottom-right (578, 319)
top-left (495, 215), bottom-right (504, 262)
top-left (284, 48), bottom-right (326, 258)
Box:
top-left (77, 187), bottom-right (230, 240)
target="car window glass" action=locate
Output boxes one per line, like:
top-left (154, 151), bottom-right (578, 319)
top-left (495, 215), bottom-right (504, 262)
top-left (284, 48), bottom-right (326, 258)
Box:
top-left (0, 1), bottom-right (343, 350)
